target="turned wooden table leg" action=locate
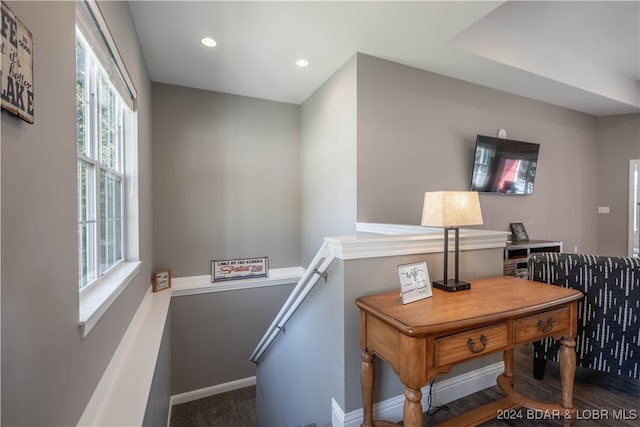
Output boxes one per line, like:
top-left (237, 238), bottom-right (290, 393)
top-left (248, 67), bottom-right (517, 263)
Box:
top-left (503, 348), bottom-right (514, 383)
top-left (403, 386), bottom-right (423, 427)
top-left (497, 348), bottom-right (515, 395)
top-left (559, 336), bottom-right (577, 426)
top-left (361, 351), bottom-right (375, 427)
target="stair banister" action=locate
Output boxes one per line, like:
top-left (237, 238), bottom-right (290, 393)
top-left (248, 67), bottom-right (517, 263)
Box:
top-left (250, 240), bottom-right (334, 363)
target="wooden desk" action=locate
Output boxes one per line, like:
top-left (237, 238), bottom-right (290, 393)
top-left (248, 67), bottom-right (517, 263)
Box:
top-left (356, 276), bottom-right (583, 427)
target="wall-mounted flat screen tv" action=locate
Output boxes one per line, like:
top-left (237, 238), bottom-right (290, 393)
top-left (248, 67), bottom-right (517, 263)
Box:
top-left (470, 135), bottom-right (540, 195)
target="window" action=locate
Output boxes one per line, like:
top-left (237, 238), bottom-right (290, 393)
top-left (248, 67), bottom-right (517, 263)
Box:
top-left (76, 0), bottom-right (140, 338)
top-left (76, 30), bottom-right (126, 289)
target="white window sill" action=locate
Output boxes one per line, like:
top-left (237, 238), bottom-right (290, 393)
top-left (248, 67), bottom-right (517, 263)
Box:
top-left (79, 261), bottom-right (142, 339)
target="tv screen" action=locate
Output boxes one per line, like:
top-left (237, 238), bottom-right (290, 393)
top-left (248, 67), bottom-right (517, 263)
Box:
top-left (470, 135), bottom-right (540, 194)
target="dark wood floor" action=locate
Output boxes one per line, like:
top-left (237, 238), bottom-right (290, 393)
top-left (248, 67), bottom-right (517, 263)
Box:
top-left (170, 344), bottom-right (639, 426)
top-left (422, 345), bottom-right (640, 426)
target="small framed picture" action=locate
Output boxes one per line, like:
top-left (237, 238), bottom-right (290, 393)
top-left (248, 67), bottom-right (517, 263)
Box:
top-left (510, 222), bottom-right (529, 241)
top-left (397, 261), bottom-right (432, 304)
top-left (152, 269), bottom-right (171, 292)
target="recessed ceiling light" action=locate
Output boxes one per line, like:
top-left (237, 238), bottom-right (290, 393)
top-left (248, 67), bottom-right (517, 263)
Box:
top-left (201, 37), bottom-right (217, 48)
top-left (296, 59), bottom-right (309, 68)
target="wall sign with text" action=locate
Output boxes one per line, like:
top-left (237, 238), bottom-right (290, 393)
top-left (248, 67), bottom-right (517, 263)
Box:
top-left (1, 3), bottom-right (34, 123)
top-left (212, 257), bottom-right (269, 282)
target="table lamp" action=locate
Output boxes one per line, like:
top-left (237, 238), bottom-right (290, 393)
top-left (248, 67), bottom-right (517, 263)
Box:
top-left (421, 191), bottom-right (483, 292)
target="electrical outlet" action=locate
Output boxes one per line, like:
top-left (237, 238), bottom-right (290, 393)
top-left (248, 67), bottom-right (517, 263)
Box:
top-left (598, 206), bottom-right (610, 214)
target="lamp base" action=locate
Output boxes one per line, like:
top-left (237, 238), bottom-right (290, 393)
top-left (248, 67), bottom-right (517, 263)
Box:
top-left (433, 280), bottom-right (471, 292)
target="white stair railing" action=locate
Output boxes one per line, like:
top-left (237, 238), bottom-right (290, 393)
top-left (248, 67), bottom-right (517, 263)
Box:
top-left (250, 240), bottom-right (335, 363)
top-left (250, 226), bottom-right (509, 363)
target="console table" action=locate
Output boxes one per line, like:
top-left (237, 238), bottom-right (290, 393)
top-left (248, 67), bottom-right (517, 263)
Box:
top-left (356, 276), bottom-right (583, 426)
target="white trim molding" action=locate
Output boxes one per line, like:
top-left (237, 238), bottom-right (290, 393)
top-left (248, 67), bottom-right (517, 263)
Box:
top-left (78, 267), bottom-right (301, 427)
top-left (79, 261), bottom-right (142, 338)
top-left (330, 223), bottom-right (509, 260)
top-left (78, 286), bottom-right (171, 426)
top-left (171, 266), bottom-right (305, 297)
top-left (252, 224), bottom-right (508, 363)
top-left (356, 222), bottom-right (443, 235)
top-left (331, 361), bottom-right (504, 427)
top-left (170, 376), bottom-right (257, 407)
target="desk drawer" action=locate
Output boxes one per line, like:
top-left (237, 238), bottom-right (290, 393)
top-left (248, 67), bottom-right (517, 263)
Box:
top-left (435, 323), bottom-right (508, 367)
top-left (515, 307), bottom-right (569, 343)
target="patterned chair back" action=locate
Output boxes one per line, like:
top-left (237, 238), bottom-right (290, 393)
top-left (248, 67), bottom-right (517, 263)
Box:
top-left (528, 252), bottom-right (640, 379)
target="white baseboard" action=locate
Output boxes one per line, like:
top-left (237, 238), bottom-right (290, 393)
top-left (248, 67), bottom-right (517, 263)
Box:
top-left (170, 376), bottom-right (257, 407)
top-left (331, 361), bottom-right (504, 427)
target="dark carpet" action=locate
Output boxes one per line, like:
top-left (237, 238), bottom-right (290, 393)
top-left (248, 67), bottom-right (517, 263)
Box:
top-left (170, 385), bottom-right (256, 427)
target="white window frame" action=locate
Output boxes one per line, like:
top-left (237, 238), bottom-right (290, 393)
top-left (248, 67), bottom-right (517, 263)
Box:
top-left (76, 1), bottom-right (140, 338)
top-left (77, 32), bottom-right (127, 289)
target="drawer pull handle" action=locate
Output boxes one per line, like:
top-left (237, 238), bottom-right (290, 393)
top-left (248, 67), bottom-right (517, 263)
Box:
top-left (467, 335), bottom-right (487, 354)
top-left (538, 318), bottom-right (554, 333)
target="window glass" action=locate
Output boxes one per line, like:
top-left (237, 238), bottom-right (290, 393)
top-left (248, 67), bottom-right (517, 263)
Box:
top-left (99, 171), bottom-right (123, 274)
top-left (76, 38), bottom-right (89, 157)
top-left (78, 160), bottom-right (96, 285)
top-left (76, 30), bottom-right (128, 288)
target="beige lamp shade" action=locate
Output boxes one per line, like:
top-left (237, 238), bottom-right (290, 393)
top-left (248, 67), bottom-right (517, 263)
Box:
top-left (421, 191), bottom-right (483, 227)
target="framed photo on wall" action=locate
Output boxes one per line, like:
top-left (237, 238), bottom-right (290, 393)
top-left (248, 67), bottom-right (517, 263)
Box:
top-left (510, 222), bottom-right (529, 241)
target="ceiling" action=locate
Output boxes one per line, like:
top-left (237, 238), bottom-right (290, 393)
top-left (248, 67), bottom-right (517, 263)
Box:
top-left (128, 1), bottom-right (640, 117)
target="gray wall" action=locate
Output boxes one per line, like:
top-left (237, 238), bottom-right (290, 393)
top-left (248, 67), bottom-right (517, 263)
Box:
top-left (356, 54), bottom-right (600, 254)
top-left (170, 284), bottom-right (294, 394)
top-left (151, 83), bottom-right (300, 277)
top-left (256, 260), bottom-right (346, 427)
top-left (0, 5), bottom-right (624, 424)
top-left (151, 83), bottom-right (302, 400)
top-left (300, 55), bottom-right (358, 265)
top-left (257, 52), bottom-right (635, 424)
top-left (596, 114), bottom-right (640, 256)
top-left (256, 248), bottom-right (503, 426)
top-left (256, 57), bottom-right (360, 424)
top-left (1, 1), bottom-right (153, 425)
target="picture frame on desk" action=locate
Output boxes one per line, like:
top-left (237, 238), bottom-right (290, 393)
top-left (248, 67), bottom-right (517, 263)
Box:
top-left (397, 261), bottom-right (432, 304)
top-left (510, 222), bottom-right (529, 241)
